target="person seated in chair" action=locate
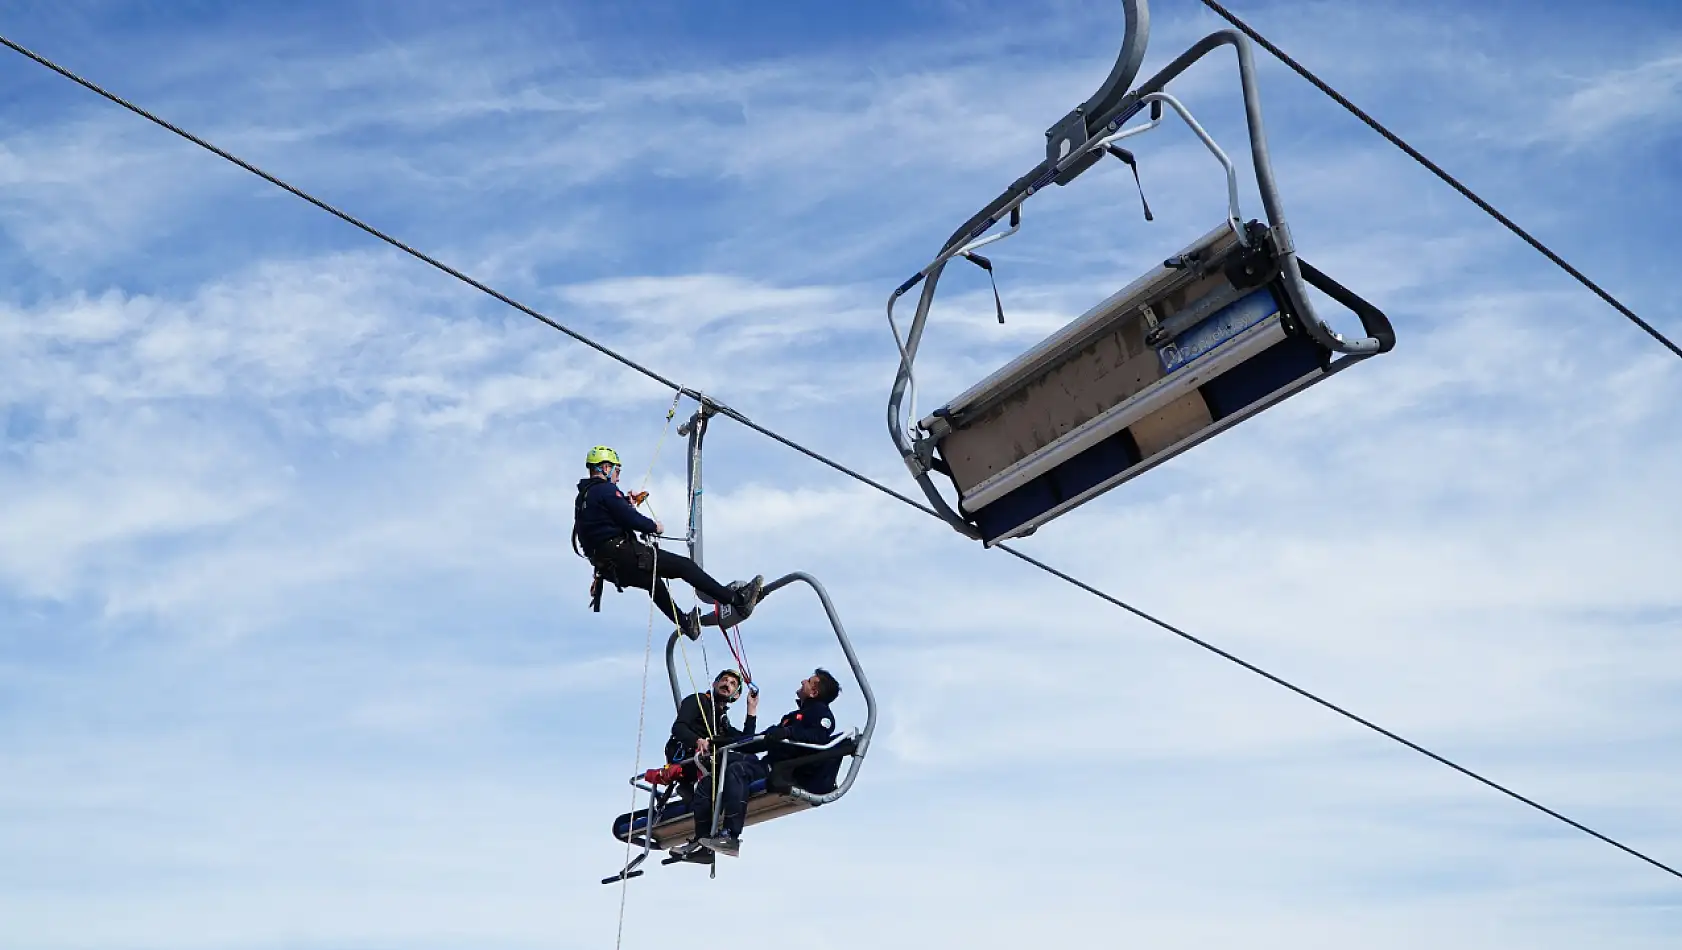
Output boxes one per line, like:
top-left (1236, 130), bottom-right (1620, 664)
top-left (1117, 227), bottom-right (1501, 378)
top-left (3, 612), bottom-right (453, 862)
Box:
top-left (664, 668), bottom-right (756, 776)
top-left (681, 668), bottom-right (843, 858)
top-left (759, 668), bottom-right (844, 796)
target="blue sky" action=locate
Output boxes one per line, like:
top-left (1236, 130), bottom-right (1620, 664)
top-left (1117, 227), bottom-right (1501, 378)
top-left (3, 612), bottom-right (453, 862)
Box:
top-left (2, 0), bottom-right (1681, 947)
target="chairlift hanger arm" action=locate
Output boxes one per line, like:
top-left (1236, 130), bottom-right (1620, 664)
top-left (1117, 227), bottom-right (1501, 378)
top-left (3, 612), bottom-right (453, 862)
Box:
top-left (675, 391), bottom-right (750, 437)
top-left (925, 0), bottom-right (1150, 269)
top-left (1050, 0), bottom-right (1152, 160)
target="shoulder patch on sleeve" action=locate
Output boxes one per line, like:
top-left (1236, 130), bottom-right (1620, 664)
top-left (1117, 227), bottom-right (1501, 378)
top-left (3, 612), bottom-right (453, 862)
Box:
top-left (821, 717), bottom-right (833, 729)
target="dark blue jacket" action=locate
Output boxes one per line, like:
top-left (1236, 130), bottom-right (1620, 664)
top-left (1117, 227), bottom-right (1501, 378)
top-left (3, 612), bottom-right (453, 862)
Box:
top-left (762, 697), bottom-right (837, 770)
top-left (664, 691), bottom-right (757, 764)
top-left (573, 477), bottom-right (657, 556)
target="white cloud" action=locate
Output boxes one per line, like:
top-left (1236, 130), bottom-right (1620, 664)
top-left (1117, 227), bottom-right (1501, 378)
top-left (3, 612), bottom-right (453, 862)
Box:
top-left (1530, 50), bottom-right (1682, 150)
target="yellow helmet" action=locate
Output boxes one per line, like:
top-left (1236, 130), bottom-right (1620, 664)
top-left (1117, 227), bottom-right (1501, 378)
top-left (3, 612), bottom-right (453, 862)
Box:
top-left (585, 445), bottom-right (621, 467)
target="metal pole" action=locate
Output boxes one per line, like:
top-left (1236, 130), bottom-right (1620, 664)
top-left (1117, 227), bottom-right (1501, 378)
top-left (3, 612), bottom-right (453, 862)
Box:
top-left (682, 409), bottom-right (706, 569)
top-left (663, 630), bottom-right (682, 711)
top-left (668, 399), bottom-right (716, 712)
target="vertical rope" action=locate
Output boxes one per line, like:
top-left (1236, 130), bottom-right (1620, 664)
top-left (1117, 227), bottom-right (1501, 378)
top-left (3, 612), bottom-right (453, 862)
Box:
top-left (612, 393), bottom-right (684, 948)
top-left (612, 582), bottom-right (658, 950)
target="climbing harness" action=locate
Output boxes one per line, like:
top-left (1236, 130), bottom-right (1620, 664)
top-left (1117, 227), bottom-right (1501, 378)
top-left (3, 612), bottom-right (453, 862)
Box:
top-left (602, 392), bottom-right (878, 885)
top-left (577, 394), bottom-right (683, 617)
top-left (885, 0), bottom-right (1396, 546)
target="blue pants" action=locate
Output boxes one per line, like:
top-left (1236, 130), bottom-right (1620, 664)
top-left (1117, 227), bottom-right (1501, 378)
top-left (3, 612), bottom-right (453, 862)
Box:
top-left (692, 754), bottom-right (769, 838)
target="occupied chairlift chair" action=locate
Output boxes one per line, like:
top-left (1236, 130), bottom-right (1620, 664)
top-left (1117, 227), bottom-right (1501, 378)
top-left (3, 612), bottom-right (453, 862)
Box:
top-left (886, 1), bottom-right (1397, 546)
top-left (603, 398), bottom-right (877, 883)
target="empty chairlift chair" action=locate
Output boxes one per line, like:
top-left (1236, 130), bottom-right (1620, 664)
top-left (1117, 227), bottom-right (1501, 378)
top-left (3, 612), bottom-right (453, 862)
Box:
top-left (885, 6), bottom-right (1396, 546)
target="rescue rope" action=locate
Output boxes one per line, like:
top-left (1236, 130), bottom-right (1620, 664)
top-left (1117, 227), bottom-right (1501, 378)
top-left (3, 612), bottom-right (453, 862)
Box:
top-left (614, 394), bottom-right (683, 948)
top-left (672, 595), bottom-right (725, 838)
top-left (636, 393), bottom-right (684, 500)
top-left (612, 570), bottom-right (658, 950)
top-left (716, 603), bottom-right (753, 688)
top-left (17, 32), bottom-right (1677, 883)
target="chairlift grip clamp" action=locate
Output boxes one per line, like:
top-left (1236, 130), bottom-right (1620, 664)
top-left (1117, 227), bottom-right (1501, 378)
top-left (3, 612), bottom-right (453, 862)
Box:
top-left (1269, 219), bottom-right (1296, 256)
top-left (676, 392), bottom-right (748, 437)
top-left (904, 436), bottom-right (939, 478)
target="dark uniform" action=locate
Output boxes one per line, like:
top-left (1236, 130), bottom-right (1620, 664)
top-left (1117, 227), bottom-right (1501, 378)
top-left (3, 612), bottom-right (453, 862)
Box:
top-left (761, 697), bottom-right (842, 794)
top-left (668, 686), bottom-right (758, 841)
top-left (664, 688), bottom-right (758, 766)
top-left (573, 475), bottom-right (750, 634)
top-left (692, 697), bottom-right (842, 846)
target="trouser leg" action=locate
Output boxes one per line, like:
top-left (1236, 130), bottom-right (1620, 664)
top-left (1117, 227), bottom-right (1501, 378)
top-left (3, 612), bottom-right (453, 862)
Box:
top-left (598, 542), bottom-right (682, 623)
top-left (645, 575), bottom-right (681, 623)
top-left (689, 766), bottom-right (719, 837)
top-left (652, 549), bottom-right (740, 606)
top-left (719, 757), bottom-right (769, 838)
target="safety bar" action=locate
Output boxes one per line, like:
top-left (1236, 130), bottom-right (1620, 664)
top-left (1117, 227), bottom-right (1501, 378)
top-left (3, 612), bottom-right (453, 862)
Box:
top-left (603, 780), bottom-right (664, 883)
top-left (886, 205), bottom-right (1020, 451)
top-left (664, 727), bottom-right (860, 779)
top-left (776, 729), bottom-right (860, 753)
top-left (1127, 92), bottom-right (1247, 246)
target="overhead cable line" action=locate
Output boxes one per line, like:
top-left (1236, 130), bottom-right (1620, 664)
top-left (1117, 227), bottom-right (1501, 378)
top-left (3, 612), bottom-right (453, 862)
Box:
top-left (1197, 0), bottom-right (1682, 362)
top-left (3, 32), bottom-right (1677, 884)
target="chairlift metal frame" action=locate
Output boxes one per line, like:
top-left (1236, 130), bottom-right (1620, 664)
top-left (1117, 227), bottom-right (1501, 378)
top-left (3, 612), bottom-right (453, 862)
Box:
top-left (886, 1), bottom-right (1396, 546)
top-left (603, 394), bottom-right (878, 883)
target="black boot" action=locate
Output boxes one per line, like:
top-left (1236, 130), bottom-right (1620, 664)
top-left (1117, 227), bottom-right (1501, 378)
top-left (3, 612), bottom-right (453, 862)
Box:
top-left (731, 575), bottom-right (765, 613)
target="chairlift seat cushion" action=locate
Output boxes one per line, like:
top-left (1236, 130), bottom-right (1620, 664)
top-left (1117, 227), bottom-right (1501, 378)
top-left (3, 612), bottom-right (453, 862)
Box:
top-left (612, 775), bottom-right (777, 844)
top-left (921, 222), bottom-right (1342, 544)
top-left (611, 739), bottom-right (858, 848)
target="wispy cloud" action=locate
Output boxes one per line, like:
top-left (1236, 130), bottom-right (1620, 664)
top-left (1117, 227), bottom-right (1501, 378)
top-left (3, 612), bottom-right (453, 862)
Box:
top-left (1527, 48), bottom-right (1682, 149)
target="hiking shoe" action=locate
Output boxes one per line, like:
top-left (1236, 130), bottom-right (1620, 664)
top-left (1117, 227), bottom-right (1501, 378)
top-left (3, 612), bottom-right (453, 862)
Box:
top-left (668, 838), bottom-right (706, 858)
top-left (677, 607), bottom-right (703, 641)
top-left (731, 576), bottom-right (765, 613)
top-left (699, 834), bottom-right (740, 857)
